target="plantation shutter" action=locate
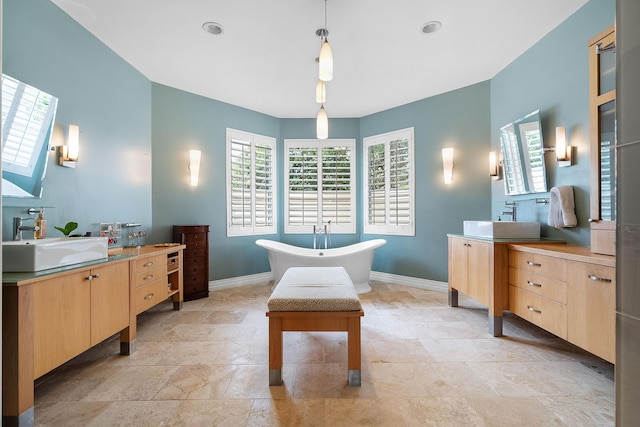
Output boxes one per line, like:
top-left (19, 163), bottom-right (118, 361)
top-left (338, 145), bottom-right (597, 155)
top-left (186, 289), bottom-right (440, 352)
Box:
top-left (321, 145), bottom-right (352, 225)
top-left (284, 139), bottom-right (355, 234)
top-left (227, 129), bottom-right (276, 236)
top-left (364, 128), bottom-right (415, 236)
top-left (287, 146), bottom-right (319, 226)
top-left (254, 143), bottom-right (274, 228)
top-left (230, 138), bottom-right (252, 228)
top-left (389, 139), bottom-right (411, 225)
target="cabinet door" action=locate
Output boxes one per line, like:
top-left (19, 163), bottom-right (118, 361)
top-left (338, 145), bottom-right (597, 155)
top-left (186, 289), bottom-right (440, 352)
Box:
top-left (449, 236), bottom-right (469, 295)
top-left (33, 272), bottom-right (91, 378)
top-left (91, 262), bottom-right (130, 345)
top-left (467, 240), bottom-right (490, 307)
top-left (567, 261), bottom-right (615, 362)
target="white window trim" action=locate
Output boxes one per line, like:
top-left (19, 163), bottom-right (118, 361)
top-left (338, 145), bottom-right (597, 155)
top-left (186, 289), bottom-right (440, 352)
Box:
top-left (284, 138), bottom-right (356, 234)
top-left (226, 128), bottom-right (277, 237)
top-left (363, 127), bottom-right (415, 236)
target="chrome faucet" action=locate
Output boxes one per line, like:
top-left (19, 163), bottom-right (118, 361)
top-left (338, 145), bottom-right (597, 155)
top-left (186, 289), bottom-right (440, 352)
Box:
top-left (13, 217), bottom-right (39, 241)
top-left (501, 202), bottom-right (517, 222)
top-left (312, 223), bottom-right (329, 249)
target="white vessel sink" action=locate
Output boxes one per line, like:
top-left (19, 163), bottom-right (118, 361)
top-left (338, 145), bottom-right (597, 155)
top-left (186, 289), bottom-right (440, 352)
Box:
top-left (463, 221), bottom-right (540, 239)
top-left (2, 237), bottom-right (109, 272)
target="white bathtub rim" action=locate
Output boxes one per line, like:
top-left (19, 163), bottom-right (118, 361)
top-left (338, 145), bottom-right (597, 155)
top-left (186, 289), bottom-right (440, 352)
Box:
top-left (255, 239), bottom-right (386, 259)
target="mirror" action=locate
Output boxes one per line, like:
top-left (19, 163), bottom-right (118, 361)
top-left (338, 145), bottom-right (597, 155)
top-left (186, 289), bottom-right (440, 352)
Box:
top-left (2, 74), bottom-right (58, 198)
top-left (499, 109), bottom-right (548, 195)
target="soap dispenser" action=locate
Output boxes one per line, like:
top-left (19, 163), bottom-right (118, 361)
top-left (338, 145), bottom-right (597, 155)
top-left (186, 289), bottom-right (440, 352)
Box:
top-left (34, 208), bottom-right (47, 239)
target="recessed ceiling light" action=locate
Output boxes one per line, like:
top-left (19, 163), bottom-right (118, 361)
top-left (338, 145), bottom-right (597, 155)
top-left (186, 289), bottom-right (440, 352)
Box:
top-left (202, 22), bottom-right (224, 35)
top-left (420, 21), bottom-right (442, 34)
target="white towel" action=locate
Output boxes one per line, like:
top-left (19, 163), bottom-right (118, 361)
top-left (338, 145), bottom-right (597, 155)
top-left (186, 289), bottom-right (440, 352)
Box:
top-left (548, 186), bottom-right (578, 229)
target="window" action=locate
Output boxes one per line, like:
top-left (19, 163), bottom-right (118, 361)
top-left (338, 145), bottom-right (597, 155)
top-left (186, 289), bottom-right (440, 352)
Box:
top-left (226, 128), bottom-right (276, 236)
top-left (284, 139), bottom-right (356, 234)
top-left (363, 127), bottom-right (415, 236)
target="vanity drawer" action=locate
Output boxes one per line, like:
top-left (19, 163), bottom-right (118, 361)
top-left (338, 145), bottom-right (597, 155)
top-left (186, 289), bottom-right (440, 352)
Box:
top-left (509, 251), bottom-right (566, 281)
top-left (509, 267), bottom-right (567, 304)
top-left (135, 277), bottom-right (169, 314)
top-left (134, 264), bottom-right (168, 288)
top-left (133, 254), bottom-right (166, 274)
top-left (509, 285), bottom-right (567, 339)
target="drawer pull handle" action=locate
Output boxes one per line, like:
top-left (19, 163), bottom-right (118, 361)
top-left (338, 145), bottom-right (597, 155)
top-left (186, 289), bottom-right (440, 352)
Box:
top-left (527, 261), bottom-right (542, 267)
top-left (588, 275), bottom-right (612, 283)
top-left (144, 275), bottom-right (154, 281)
top-left (527, 280), bottom-right (542, 287)
top-left (527, 305), bottom-right (542, 314)
top-left (144, 293), bottom-right (155, 300)
top-left (143, 261), bottom-right (154, 267)
top-left (87, 273), bottom-right (101, 281)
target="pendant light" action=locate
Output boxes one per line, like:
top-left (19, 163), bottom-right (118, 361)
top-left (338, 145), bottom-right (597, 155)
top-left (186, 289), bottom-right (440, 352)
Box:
top-left (317, 105), bottom-right (328, 139)
top-left (315, 0), bottom-right (332, 139)
top-left (317, 0), bottom-right (333, 81)
top-left (315, 79), bottom-right (326, 103)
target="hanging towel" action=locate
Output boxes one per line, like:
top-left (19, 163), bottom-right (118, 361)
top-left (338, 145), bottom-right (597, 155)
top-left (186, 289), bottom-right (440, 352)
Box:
top-left (548, 186), bottom-right (578, 229)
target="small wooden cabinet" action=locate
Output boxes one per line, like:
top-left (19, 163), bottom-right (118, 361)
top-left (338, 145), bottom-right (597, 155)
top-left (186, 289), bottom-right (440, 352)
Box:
top-left (508, 244), bottom-right (615, 363)
top-left (508, 250), bottom-right (568, 340)
top-left (567, 261), bottom-right (615, 362)
top-left (448, 235), bottom-right (510, 336)
top-left (449, 236), bottom-right (491, 307)
top-left (33, 262), bottom-right (129, 378)
top-left (173, 225), bottom-right (210, 301)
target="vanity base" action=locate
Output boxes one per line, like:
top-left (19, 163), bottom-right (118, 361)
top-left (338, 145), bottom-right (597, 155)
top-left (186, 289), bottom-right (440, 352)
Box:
top-left (2, 407), bottom-right (34, 427)
top-left (489, 315), bottom-right (503, 337)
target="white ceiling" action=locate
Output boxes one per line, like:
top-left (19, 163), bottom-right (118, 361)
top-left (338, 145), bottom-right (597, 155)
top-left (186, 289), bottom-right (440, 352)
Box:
top-left (51, 0), bottom-right (588, 118)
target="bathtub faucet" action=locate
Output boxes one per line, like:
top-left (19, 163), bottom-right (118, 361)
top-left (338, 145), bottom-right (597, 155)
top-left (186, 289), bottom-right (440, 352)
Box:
top-left (313, 223), bottom-right (330, 249)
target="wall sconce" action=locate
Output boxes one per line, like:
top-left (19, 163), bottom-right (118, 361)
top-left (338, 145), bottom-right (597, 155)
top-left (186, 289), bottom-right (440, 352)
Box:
top-left (555, 126), bottom-right (573, 167)
top-left (442, 147), bottom-right (454, 184)
top-left (489, 151), bottom-right (500, 179)
top-left (189, 149), bottom-right (201, 186)
top-left (59, 124), bottom-right (79, 168)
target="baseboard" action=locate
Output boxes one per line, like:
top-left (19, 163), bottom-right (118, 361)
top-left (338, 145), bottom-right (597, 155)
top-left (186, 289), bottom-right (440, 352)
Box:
top-left (369, 271), bottom-right (448, 293)
top-left (209, 272), bottom-right (273, 291)
top-left (208, 271), bottom-right (447, 294)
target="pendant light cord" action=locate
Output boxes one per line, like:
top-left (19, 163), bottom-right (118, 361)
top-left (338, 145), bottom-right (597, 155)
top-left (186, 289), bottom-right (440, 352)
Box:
top-left (324, 0), bottom-right (327, 32)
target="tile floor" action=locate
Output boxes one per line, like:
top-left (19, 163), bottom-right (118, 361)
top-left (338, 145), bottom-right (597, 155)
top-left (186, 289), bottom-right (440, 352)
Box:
top-left (33, 282), bottom-right (615, 426)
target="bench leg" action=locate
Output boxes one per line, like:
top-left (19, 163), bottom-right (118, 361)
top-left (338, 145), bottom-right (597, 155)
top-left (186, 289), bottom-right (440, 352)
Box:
top-left (347, 316), bottom-right (362, 387)
top-left (269, 317), bottom-right (283, 386)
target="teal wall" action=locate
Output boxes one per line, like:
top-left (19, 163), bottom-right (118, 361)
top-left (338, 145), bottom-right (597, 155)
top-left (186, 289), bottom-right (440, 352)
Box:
top-left (490, 0), bottom-right (615, 246)
top-left (360, 83), bottom-right (491, 280)
top-left (150, 83), bottom-right (280, 279)
top-left (2, 0), bottom-right (152, 238)
top-left (2, 0), bottom-right (615, 284)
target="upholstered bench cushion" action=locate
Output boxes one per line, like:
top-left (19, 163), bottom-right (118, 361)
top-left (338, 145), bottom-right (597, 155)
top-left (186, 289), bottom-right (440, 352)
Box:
top-left (267, 267), bottom-right (362, 312)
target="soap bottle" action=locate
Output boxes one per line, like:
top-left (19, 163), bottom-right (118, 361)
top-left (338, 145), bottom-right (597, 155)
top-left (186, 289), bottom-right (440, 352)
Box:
top-left (34, 208), bottom-right (47, 239)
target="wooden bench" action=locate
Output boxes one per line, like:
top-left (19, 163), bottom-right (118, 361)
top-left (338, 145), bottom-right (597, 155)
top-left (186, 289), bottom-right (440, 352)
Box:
top-left (266, 266), bottom-right (364, 387)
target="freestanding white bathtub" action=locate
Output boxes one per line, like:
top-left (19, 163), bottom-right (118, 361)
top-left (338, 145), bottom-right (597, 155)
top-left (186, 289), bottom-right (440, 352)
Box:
top-left (255, 239), bottom-right (386, 294)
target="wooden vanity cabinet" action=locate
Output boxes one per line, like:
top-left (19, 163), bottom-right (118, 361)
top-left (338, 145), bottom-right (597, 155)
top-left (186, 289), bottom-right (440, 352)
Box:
top-left (448, 235), bottom-right (510, 336)
top-left (3, 245), bottom-right (185, 425)
top-left (567, 261), bottom-right (615, 362)
top-left (508, 244), bottom-right (615, 363)
top-left (33, 261), bottom-right (129, 378)
top-left (133, 253), bottom-right (169, 314)
top-left (508, 251), bottom-right (568, 339)
top-left (449, 236), bottom-right (491, 306)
